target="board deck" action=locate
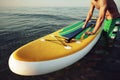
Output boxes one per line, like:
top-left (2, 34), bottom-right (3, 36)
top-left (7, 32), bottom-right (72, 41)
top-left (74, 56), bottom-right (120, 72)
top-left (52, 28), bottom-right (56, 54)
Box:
top-left (12, 21), bottom-right (99, 62)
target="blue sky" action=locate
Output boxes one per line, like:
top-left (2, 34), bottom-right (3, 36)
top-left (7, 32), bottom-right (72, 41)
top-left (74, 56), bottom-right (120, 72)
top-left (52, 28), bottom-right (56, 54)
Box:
top-left (0, 0), bottom-right (119, 7)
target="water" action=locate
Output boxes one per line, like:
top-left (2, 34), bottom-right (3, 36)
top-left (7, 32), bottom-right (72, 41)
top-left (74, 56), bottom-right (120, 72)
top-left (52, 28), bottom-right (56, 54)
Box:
top-left (0, 7), bottom-right (120, 79)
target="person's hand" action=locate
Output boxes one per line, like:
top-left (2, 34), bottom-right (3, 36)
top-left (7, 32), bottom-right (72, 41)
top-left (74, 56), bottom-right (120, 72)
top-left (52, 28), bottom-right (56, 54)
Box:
top-left (85, 31), bottom-right (95, 35)
top-left (82, 24), bottom-right (86, 29)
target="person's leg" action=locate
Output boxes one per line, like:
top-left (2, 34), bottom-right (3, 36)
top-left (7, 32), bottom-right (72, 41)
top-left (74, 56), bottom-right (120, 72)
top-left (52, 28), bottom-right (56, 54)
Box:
top-left (108, 19), bottom-right (117, 39)
top-left (103, 19), bottom-right (117, 47)
top-left (108, 18), bottom-right (120, 46)
top-left (103, 19), bottom-right (112, 47)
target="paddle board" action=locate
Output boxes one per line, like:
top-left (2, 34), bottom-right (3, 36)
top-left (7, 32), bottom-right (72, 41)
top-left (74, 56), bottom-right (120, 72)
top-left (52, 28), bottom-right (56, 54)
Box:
top-left (8, 19), bottom-right (103, 76)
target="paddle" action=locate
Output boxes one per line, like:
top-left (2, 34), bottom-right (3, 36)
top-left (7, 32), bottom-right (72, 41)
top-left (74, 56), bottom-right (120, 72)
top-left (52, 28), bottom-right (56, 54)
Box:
top-left (64, 21), bottom-right (96, 43)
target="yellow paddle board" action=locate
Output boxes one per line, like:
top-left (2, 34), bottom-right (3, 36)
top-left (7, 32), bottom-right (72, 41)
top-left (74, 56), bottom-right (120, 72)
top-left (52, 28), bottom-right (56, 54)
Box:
top-left (9, 20), bottom-right (103, 76)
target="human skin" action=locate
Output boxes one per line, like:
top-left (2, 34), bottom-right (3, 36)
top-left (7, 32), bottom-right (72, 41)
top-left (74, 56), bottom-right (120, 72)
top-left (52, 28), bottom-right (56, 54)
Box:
top-left (83, 0), bottom-right (120, 35)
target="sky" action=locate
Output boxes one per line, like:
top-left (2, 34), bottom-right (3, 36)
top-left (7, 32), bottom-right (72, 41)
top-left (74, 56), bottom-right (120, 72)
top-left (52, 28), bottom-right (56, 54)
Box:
top-left (0, 0), bottom-right (119, 8)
